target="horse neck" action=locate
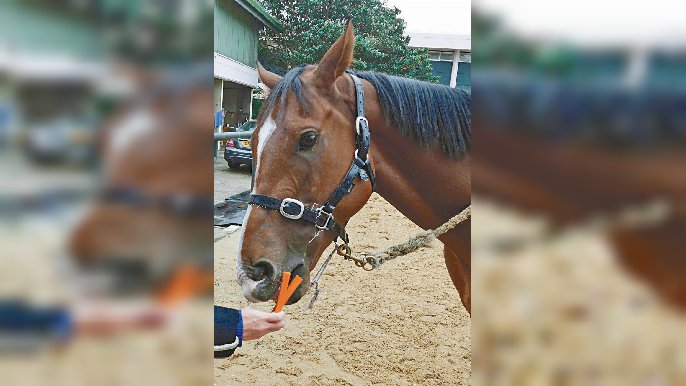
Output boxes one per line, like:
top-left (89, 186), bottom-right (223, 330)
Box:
top-left (367, 114), bottom-right (471, 230)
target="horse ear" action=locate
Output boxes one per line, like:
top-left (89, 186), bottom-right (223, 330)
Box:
top-left (315, 20), bottom-right (354, 84)
top-left (257, 62), bottom-right (282, 90)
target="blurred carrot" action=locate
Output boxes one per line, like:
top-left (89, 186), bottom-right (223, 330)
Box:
top-left (157, 265), bottom-right (213, 307)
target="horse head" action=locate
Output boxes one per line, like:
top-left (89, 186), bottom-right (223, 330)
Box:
top-left (68, 69), bottom-right (214, 294)
top-left (238, 22), bottom-right (374, 303)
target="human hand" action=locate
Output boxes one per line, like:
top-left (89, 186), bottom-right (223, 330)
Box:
top-left (241, 307), bottom-right (286, 341)
top-left (74, 301), bottom-right (168, 336)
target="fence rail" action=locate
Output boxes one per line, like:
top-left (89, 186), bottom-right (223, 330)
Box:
top-left (214, 131), bottom-right (254, 141)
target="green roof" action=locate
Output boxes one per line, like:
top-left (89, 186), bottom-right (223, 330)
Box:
top-left (233, 0), bottom-right (284, 32)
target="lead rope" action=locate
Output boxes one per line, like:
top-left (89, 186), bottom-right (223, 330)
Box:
top-left (367, 205), bottom-right (472, 268)
top-left (307, 241), bottom-right (338, 309)
top-left (307, 205), bottom-right (471, 308)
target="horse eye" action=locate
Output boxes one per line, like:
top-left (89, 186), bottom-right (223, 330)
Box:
top-left (298, 131), bottom-right (318, 151)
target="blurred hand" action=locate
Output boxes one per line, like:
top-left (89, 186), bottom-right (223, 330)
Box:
top-left (74, 301), bottom-right (168, 336)
top-left (241, 307), bottom-right (285, 341)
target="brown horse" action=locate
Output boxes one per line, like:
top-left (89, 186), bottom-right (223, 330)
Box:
top-left (69, 67), bottom-right (214, 297)
top-left (473, 127), bottom-right (686, 309)
top-left (237, 22), bottom-right (472, 312)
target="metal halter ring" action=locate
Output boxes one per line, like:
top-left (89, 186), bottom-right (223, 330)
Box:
top-left (355, 116), bottom-right (368, 135)
top-left (315, 209), bottom-right (333, 230)
top-left (279, 198), bottom-right (305, 220)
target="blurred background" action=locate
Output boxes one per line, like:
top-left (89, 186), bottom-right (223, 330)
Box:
top-left (0, 1), bottom-right (213, 385)
top-left (472, 0), bottom-right (686, 384)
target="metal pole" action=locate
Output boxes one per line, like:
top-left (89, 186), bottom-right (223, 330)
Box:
top-left (214, 131), bottom-right (254, 141)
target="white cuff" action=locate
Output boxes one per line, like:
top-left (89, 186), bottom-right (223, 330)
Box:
top-left (214, 336), bottom-right (240, 352)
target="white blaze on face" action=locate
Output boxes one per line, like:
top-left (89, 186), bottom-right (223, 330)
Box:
top-left (109, 109), bottom-right (156, 158)
top-left (253, 116), bottom-right (277, 183)
top-left (236, 114), bottom-right (276, 301)
top-left (236, 205), bottom-right (261, 302)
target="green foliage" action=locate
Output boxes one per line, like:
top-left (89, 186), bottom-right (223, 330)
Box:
top-left (257, 0), bottom-right (437, 82)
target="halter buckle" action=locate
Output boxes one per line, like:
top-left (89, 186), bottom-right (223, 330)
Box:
top-left (355, 116), bottom-right (368, 135)
top-left (315, 209), bottom-right (334, 230)
top-left (279, 198), bottom-right (305, 220)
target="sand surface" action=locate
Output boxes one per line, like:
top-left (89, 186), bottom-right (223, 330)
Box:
top-left (472, 199), bottom-right (686, 385)
top-left (0, 213), bottom-right (213, 386)
top-left (214, 194), bottom-right (471, 385)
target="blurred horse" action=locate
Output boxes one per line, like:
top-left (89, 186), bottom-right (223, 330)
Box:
top-left (473, 75), bottom-right (686, 309)
top-left (236, 23), bottom-right (472, 312)
top-left (68, 66), bottom-right (214, 299)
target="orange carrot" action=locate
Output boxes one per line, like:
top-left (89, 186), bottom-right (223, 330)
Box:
top-left (273, 273), bottom-right (303, 313)
top-left (273, 272), bottom-right (291, 312)
top-left (286, 275), bottom-right (303, 298)
top-left (157, 265), bottom-right (213, 307)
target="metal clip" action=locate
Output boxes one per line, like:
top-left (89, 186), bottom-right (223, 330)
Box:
top-left (336, 244), bottom-right (375, 271)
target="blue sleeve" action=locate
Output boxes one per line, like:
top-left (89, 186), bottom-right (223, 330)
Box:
top-left (214, 305), bottom-right (242, 357)
top-left (0, 300), bottom-right (74, 347)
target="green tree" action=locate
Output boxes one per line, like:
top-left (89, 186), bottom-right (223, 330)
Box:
top-left (257, 0), bottom-right (437, 82)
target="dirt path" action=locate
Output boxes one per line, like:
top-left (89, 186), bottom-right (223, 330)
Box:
top-left (214, 194), bottom-right (471, 385)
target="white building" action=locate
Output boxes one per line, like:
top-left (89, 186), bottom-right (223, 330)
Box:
top-left (409, 33), bottom-right (471, 89)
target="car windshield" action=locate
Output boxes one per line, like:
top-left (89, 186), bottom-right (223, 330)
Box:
top-left (237, 121), bottom-right (256, 132)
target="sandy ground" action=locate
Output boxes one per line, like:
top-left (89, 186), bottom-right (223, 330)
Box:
top-left (472, 199), bottom-right (686, 385)
top-left (0, 191), bottom-right (212, 386)
top-left (214, 157), bottom-right (252, 205)
top-left (214, 194), bottom-right (471, 385)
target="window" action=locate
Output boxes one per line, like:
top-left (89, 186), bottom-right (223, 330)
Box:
top-left (459, 52), bottom-right (471, 63)
top-left (428, 51), bottom-right (454, 62)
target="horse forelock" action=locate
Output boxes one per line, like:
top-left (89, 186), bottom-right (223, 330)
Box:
top-left (257, 65), bottom-right (313, 125)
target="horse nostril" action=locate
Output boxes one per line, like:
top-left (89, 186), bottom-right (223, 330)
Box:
top-left (249, 260), bottom-right (275, 282)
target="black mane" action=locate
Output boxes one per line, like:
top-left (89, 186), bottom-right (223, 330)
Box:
top-left (258, 66), bottom-right (471, 159)
top-left (354, 71), bottom-right (471, 159)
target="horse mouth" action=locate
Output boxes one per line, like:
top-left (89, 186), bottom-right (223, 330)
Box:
top-left (62, 255), bottom-right (159, 297)
top-left (285, 263), bottom-right (308, 305)
top-left (238, 260), bottom-right (309, 304)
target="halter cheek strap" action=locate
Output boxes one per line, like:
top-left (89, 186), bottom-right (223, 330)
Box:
top-left (247, 72), bottom-right (375, 243)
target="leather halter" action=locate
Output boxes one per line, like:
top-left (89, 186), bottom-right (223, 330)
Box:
top-left (248, 73), bottom-right (376, 244)
top-left (100, 186), bottom-right (213, 216)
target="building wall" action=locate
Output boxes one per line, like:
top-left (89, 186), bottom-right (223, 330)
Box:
top-left (456, 61), bottom-right (471, 90)
top-left (214, 0), bottom-right (258, 67)
top-left (431, 61), bottom-right (453, 85)
top-left (428, 50), bottom-right (471, 90)
top-left (214, 78), bottom-right (223, 114)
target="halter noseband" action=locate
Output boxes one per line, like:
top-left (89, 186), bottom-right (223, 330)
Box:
top-left (248, 73), bottom-right (376, 244)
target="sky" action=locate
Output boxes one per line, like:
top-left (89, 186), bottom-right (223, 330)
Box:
top-left (385, 0), bottom-right (471, 36)
top-left (384, 0), bottom-right (686, 47)
top-left (473, 0), bottom-right (686, 48)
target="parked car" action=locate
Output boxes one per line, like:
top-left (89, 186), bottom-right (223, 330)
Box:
top-left (224, 120), bottom-right (256, 169)
top-left (22, 116), bottom-right (97, 165)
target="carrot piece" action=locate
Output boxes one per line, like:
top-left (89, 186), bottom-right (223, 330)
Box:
top-left (285, 275), bottom-right (303, 299)
top-left (273, 274), bottom-right (303, 313)
top-left (273, 272), bottom-right (291, 313)
top-left (157, 265), bottom-right (213, 307)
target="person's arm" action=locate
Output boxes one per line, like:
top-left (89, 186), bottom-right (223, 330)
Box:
top-left (214, 306), bottom-right (285, 358)
top-left (0, 300), bottom-right (73, 352)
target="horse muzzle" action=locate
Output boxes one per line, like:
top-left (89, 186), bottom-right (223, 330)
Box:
top-left (238, 258), bottom-right (309, 304)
